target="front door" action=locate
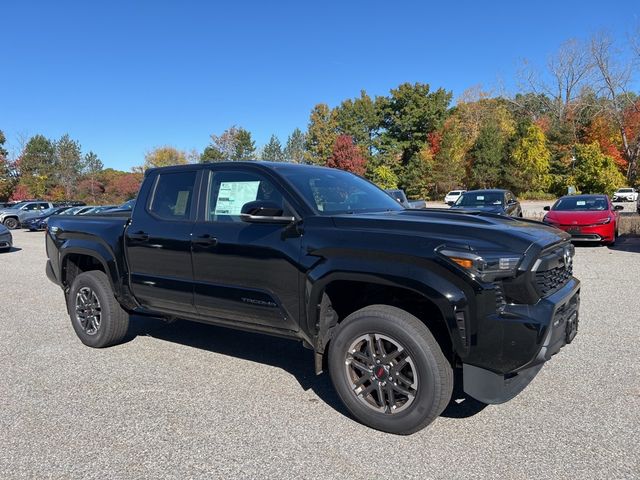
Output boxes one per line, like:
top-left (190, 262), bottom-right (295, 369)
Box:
top-left (126, 168), bottom-right (198, 315)
top-left (191, 168), bottom-right (301, 331)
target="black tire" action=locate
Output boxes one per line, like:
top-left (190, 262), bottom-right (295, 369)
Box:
top-left (3, 217), bottom-right (19, 229)
top-left (328, 305), bottom-right (453, 435)
top-left (67, 270), bottom-right (129, 348)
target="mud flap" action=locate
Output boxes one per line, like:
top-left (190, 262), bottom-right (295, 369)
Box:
top-left (463, 363), bottom-right (544, 405)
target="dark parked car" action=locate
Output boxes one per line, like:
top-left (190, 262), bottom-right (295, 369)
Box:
top-left (80, 205), bottom-right (118, 215)
top-left (22, 207), bottom-right (72, 231)
top-left (46, 162), bottom-right (579, 434)
top-left (450, 189), bottom-right (523, 217)
top-left (385, 189), bottom-right (412, 208)
top-left (0, 223), bottom-right (12, 251)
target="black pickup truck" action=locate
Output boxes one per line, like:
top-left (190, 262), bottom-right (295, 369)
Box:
top-left (46, 162), bottom-right (580, 434)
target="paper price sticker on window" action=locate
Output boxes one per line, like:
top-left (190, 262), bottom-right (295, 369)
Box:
top-left (174, 190), bottom-right (190, 216)
top-left (576, 201), bottom-right (586, 206)
top-left (215, 181), bottom-right (260, 216)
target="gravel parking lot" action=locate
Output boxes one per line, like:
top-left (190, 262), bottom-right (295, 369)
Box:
top-left (1, 229), bottom-right (639, 479)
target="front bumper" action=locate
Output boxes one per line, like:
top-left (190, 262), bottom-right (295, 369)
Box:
top-left (463, 277), bottom-right (580, 404)
top-left (0, 235), bottom-right (12, 249)
top-left (553, 223), bottom-right (614, 243)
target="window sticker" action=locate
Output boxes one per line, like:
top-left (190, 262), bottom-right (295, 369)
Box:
top-left (576, 200), bottom-right (586, 206)
top-left (476, 195), bottom-right (485, 201)
top-left (215, 181), bottom-right (260, 215)
top-left (174, 190), bottom-right (190, 216)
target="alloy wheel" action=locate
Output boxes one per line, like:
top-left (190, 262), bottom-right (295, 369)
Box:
top-left (344, 333), bottom-right (418, 414)
top-left (75, 287), bottom-right (102, 335)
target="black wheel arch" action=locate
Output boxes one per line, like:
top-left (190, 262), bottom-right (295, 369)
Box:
top-left (307, 270), bottom-right (469, 373)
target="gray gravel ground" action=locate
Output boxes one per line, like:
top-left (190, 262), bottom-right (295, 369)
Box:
top-left (1, 229), bottom-right (639, 479)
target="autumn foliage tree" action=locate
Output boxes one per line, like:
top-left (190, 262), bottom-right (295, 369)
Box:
top-left (326, 135), bottom-right (366, 175)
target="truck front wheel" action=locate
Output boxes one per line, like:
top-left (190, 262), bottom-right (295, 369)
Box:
top-left (328, 305), bottom-right (453, 435)
top-left (67, 271), bottom-right (129, 348)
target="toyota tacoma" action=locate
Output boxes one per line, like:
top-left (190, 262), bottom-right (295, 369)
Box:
top-left (45, 162), bottom-right (580, 434)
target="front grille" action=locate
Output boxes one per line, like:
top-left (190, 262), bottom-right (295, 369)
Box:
top-left (534, 244), bottom-right (574, 297)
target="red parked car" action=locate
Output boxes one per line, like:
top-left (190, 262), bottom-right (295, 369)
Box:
top-left (543, 194), bottom-right (623, 245)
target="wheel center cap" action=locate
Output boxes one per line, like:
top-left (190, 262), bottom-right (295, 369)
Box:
top-left (374, 365), bottom-right (388, 380)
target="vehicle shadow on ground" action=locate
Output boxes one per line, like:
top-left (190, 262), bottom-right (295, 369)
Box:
top-left (608, 235), bottom-right (640, 253)
top-left (126, 315), bottom-right (487, 422)
top-left (0, 247), bottom-right (22, 253)
top-left (126, 315), bottom-right (350, 418)
top-left (440, 369), bottom-right (488, 418)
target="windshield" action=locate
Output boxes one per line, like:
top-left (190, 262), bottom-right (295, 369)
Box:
top-left (281, 168), bottom-right (404, 215)
top-left (448, 191), bottom-right (461, 196)
top-left (552, 196), bottom-right (608, 211)
top-left (617, 188), bottom-right (633, 193)
top-left (454, 192), bottom-right (504, 207)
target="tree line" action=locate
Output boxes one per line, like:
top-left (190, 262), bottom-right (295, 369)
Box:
top-left (0, 132), bottom-right (141, 204)
top-left (2, 31), bottom-right (639, 203)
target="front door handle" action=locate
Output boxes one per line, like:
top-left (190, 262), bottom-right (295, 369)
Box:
top-left (129, 231), bottom-right (149, 242)
top-left (193, 234), bottom-right (218, 246)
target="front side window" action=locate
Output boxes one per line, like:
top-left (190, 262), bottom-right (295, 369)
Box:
top-left (149, 171), bottom-right (197, 220)
top-left (207, 171), bottom-right (288, 222)
top-left (281, 169), bottom-right (403, 215)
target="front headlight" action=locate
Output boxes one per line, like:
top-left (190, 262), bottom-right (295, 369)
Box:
top-left (594, 217), bottom-right (611, 225)
top-left (438, 247), bottom-right (523, 282)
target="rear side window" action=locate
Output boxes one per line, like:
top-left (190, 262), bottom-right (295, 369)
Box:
top-left (149, 171), bottom-right (197, 220)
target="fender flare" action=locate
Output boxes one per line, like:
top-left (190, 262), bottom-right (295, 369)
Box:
top-left (59, 241), bottom-right (120, 294)
top-left (306, 261), bottom-right (472, 357)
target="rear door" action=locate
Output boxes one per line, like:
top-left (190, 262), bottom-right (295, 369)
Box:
top-left (191, 166), bottom-right (302, 331)
top-left (126, 168), bottom-right (199, 315)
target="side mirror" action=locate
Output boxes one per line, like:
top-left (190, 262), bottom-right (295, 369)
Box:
top-left (447, 201), bottom-right (455, 206)
top-left (614, 205), bottom-right (624, 211)
top-left (543, 206), bottom-right (551, 211)
top-left (240, 201), bottom-right (295, 224)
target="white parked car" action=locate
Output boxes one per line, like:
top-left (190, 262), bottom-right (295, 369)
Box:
top-left (444, 190), bottom-right (466, 205)
top-left (612, 188), bottom-right (638, 202)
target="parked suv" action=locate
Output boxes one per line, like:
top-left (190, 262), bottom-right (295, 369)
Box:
top-left (612, 188), bottom-right (638, 202)
top-left (0, 201), bottom-right (54, 229)
top-left (444, 190), bottom-right (466, 205)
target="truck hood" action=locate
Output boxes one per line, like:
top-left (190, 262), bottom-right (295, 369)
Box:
top-left (331, 209), bottom-right (569, 254)
top-left (0, 208), bottom-right (20, 215)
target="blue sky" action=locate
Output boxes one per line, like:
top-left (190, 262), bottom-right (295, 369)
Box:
top-left (1, 1), bottom-right (638, 170)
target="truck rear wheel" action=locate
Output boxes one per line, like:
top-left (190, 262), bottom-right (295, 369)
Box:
top-left (67, 271), bottom-right (129, 348)
top-left (328, 305), bottom-right (453, 435)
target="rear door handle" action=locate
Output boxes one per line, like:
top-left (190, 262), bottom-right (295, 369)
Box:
top-left (193, 234), bottom-right (218, 246)
top-left (129, 231), bottom-right (149, 242)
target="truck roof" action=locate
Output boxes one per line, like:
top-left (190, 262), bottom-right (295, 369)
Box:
top-left (145, 161), bottom-right (335, 176)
